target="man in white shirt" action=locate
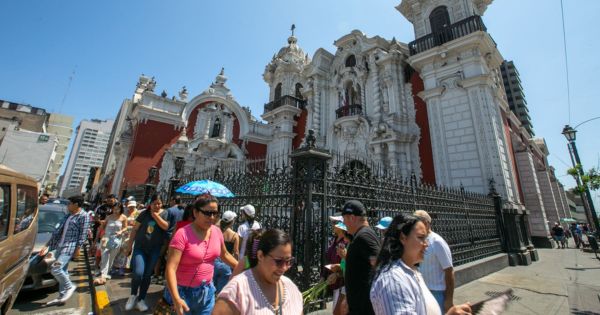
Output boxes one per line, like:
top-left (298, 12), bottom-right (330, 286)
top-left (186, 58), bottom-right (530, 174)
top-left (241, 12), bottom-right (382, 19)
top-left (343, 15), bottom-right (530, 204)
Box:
top-left (414, 210), bottom-right (454, 313)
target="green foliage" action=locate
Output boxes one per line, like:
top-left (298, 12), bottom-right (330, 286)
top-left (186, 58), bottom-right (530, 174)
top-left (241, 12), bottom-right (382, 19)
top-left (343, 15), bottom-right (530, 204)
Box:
top-left (567, 164), bottom-right (600, 192)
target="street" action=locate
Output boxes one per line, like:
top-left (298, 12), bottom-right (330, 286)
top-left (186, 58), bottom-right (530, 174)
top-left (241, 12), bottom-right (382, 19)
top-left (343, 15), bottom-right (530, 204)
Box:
top-left (9, 256), bottom-right (92, 315)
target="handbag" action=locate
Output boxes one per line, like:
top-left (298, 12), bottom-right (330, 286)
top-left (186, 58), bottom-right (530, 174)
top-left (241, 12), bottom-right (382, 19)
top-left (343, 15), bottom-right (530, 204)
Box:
top-left (152, 297), bottom-right (175, 315)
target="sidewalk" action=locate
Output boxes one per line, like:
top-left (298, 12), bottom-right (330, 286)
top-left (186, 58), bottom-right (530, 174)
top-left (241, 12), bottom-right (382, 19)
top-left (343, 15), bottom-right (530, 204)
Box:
top-left (454, 248), bottom-right (600, 314)
top-left (96, 249), bottom-right (600, 314)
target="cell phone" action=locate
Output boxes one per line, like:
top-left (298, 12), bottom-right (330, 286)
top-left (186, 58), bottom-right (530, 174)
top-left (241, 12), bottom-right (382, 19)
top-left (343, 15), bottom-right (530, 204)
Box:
top-left (470, 289), bottom-right (513, 315)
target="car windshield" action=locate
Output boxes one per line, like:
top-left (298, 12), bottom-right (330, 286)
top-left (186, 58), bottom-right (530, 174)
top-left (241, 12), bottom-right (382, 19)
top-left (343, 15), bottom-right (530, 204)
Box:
top-left (38, 209), bottom-right (65, 233)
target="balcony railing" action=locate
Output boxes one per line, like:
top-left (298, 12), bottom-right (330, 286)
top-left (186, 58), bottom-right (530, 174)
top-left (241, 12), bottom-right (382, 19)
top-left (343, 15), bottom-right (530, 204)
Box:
top-left (408, 15), bottom-right (487, 56)
top-left (335, 104), bottom-right (363, 119)
top-left (264, 95), bottom-right (307, 112)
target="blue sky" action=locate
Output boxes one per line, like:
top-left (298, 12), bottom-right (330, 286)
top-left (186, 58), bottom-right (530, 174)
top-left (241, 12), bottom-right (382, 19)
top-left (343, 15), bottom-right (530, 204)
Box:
top-left (1, 0), bottom-right (599, 205)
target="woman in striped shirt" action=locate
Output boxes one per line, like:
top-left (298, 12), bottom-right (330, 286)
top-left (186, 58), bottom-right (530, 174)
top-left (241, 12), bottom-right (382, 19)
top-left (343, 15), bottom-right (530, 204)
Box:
top-left (370, 214), bottom-right (472, 315)
top-left (213, 229), bottom-right (303, 315)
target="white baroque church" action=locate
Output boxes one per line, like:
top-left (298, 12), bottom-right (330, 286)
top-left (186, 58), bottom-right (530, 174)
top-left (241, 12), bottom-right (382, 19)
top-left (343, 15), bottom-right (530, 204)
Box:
top-left (99, 0), bottom-right (571, 248)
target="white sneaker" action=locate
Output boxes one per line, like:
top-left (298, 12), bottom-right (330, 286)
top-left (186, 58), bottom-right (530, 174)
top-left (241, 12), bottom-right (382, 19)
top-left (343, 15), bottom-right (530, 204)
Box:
top-left (136, 299), bottom-right (149, 312)
top-left (60, 286), bottom-right (77, 303)
top-left (44, 298), bottom-right (63, 306)
top-left (125, 295), bottom-right (137, 311)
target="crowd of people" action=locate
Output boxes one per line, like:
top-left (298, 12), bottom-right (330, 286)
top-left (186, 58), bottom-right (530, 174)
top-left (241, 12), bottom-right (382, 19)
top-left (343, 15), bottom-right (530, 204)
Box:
top-left (39, 191), bottom-right (558, 314)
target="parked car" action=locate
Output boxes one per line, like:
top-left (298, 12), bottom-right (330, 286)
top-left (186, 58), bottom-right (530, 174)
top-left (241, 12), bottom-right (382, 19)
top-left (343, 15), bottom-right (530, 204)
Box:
top-left (0, 165), bottom-right (38, 314)
top-left (47, 198), bottom-right (69, 206)
top-left (21, 203), bottom-right (68, 291)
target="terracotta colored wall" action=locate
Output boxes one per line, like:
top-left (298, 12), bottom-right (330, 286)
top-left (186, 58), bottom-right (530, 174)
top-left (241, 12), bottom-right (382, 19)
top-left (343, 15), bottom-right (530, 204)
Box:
top-left (292, 109), bottom-right (308, 149)
top-left (245, 141), bottom-right (267, 158)
top-left (123, 120), bottom-right (181, 187)
top-left (411, 72), bottom-right (436, 184)
top-left (502, 112), bottom-right (525, 203)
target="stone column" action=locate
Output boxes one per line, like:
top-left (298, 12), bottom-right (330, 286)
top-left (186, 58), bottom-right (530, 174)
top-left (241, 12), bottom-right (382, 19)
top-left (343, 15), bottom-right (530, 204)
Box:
top-left (536, 169), bottom-right (560, 233)
top-left (515, 150), bottom-right (552, 248)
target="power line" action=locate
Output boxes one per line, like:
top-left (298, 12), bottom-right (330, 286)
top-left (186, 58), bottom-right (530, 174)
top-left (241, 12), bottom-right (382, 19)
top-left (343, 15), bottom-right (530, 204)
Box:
top-left (560, 0), bottom-right (572, 124)
top-left (58, 66), bottom-right (77, 113)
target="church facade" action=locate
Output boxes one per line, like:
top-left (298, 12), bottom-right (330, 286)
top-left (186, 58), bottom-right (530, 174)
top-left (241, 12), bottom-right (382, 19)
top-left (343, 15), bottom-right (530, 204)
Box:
top-left (96, 0), bottom-right (569, 248)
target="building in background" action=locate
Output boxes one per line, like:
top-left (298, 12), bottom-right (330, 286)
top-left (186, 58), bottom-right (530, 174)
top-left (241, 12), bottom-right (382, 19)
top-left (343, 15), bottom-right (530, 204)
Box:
top-left (0, 129), bottom-right (58, 186)
top-left (0, 99), bottom-right (74, 194)
top-left (45, 113), bottom-right (74, 195)
top-left (500, 61), bottom-right (534, 136)
top-left (59, 119), bottom-right (113, 197)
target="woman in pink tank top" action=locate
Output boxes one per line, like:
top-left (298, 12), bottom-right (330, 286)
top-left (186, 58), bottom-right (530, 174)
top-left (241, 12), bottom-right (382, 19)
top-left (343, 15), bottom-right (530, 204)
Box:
top-left (164, 196), bottom-right (238, 315)
top-left (213, 229), bottom-right (303, 315)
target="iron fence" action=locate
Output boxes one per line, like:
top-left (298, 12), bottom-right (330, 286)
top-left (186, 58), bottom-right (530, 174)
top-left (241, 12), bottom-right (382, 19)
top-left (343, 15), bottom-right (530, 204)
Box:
top-left (175, 147), bottom-right (503, 297)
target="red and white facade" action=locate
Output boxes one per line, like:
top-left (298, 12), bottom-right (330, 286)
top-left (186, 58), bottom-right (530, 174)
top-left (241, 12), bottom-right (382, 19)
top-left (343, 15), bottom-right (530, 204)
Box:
top-left (98, 0), bottom-right (569, 248)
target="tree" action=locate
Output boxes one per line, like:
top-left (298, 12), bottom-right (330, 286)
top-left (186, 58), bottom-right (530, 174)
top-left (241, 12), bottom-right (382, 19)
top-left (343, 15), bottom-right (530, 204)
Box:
top-left (567, 164), bottom-right (600, 193)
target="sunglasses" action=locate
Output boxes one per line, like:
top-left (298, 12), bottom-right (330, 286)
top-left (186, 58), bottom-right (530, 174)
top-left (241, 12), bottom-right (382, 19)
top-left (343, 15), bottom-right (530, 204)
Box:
top-left (268, 254), bottom-right (295, 268)
top-left (198, 209), bottom-right (219, 218)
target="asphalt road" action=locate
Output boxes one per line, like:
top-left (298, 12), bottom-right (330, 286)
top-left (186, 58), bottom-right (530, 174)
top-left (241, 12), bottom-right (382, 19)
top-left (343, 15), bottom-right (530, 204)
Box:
top-left (9, 257), bottom-right (93, 315)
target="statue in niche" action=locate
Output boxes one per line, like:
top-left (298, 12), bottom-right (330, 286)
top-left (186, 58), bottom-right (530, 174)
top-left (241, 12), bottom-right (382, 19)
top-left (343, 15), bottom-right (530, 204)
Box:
top-left (211, 117), bottom-right (221, 138)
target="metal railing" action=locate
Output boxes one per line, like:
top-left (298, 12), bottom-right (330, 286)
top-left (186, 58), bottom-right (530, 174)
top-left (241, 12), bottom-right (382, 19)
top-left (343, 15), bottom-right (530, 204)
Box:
top-left (264, 95), bottom-right (307, 112)
top-left (335, 104), bottom-right (363, 119)
top-left (408, 15), bottom-right (487, 55)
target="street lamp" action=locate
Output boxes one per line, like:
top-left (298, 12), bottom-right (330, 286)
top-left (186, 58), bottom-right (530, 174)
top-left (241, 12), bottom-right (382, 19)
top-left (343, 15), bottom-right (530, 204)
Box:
top-left (562, 124), bottom-right (600, 234)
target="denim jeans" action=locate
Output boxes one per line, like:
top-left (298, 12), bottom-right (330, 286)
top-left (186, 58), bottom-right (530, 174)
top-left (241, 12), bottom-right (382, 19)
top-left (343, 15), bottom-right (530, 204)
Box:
top-left (49, 250), bottom-right (73, 297)
top-left (131, 247), bottom-right (161, 300)
top-left (164, 281), bottom-right (215, 315)
top-left (213, 257), bottom-right (232, 293)
top-left (430, 290), bottom-right (445, 314)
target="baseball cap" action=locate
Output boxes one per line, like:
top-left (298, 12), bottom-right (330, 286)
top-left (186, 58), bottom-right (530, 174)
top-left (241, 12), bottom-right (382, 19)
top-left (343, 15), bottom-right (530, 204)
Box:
top-left (375, 217), bottom-right (393, 230)
top-left (126, 200), bottom-right (137, 208)
top-left (340, 200), bottom-right (367, 217)
top-left (334, 222), bottom-right (348, 231)
top-left (221, 210), bottom-right (237, 223)
top-left (240, 204), bottom-right (256, 217)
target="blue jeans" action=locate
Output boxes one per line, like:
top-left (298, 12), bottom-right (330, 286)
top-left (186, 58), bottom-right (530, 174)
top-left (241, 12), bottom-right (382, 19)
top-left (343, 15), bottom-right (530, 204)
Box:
top-left (49, 251), bottom-right (73, 297)
top-left (131, 247), bottom-right (161, 300)
top-left (430, 290), bottom-right (445, 314)
top-left (213, 257), bottom-right (232, 293)
top-left (164, 281), bottom-right (215, 315)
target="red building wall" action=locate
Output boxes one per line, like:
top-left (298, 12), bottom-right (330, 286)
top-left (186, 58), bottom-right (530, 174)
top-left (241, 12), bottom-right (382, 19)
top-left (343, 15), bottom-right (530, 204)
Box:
top-left (292, 109), bottom-right (308, 149)
top-left (122, 120), bottom-right (181, 187)
top-left (411, 72), bottom-right (436, 184)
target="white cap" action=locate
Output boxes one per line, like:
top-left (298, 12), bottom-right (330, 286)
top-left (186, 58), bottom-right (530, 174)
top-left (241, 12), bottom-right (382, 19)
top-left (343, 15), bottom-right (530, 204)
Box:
top-left (127, 196), bottom-right (135, 201)
top-left (240, 204), bottom-right (256, 217)
top-left (222, 210), bottom-right (237, 223)
top-left (127, 200), bottom-right (137, 207)
top-left (329, 215), bottom-right (343, 222)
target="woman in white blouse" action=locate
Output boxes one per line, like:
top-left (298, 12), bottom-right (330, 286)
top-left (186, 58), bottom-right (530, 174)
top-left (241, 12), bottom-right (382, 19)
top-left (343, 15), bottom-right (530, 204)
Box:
top-left (370, 214), bottom-right (472, 315)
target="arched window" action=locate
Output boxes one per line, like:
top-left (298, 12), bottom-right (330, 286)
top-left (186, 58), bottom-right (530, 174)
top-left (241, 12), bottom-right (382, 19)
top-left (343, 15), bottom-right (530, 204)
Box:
top-left (211, 117), bottom-right (221, 138)
top-left (429, 6), bottom-right (451, 33)
top-left (295, 83), bottom-right (303, 99)
top-left (345, 55), bottom-right (356, 68)
top-left (274, 83), bottom-right (282, 100)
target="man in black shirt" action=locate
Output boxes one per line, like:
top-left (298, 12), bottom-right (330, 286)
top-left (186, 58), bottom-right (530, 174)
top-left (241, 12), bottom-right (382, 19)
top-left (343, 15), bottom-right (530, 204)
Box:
top-left (341, 200), bottom-right (381, 315)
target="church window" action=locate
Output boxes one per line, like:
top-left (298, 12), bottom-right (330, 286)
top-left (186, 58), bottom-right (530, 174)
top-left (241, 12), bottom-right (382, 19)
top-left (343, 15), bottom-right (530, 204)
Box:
top-left (274, 83), bottom-right (282, 100)
top-left (345, 55), bottom-right (356, 68)
top-left (429, 6), bottom-right (451, 34)
top-left (295, 83), bottom-right (303, 99)
top-left (211, 117), bottom-right (221, 138)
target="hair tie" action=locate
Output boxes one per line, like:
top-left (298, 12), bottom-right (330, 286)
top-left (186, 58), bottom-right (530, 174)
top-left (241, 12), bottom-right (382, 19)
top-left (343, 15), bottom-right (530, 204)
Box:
top-left (251, 239), bottom-right (260, 259)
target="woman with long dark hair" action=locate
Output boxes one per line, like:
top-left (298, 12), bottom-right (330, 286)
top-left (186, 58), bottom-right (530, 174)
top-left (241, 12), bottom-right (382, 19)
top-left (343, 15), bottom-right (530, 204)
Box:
top-left (164, 196), bottom-right (238, 315)
top-left (213, 229), bottom-right (303, 315)
top-left (370, 214), bottom-right (472, 315)
top-left (94, 202), bottom-right (127, 285)
top-left (124, 195), bottom-right (176, 311)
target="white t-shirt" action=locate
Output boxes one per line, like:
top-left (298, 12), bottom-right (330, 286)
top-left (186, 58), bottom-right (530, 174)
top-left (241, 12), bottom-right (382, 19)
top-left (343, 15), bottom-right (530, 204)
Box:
top-left (59, 214), bottom-right (76, 248)
top-left (237, 220), bottom-right (261, 258)
top-left (419, 231), bottom-right (453, 291)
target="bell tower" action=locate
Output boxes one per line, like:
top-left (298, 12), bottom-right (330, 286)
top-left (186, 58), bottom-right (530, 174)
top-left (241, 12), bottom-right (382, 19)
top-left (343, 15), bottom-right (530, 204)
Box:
top-left (397, 0), bottom-right (520, 202)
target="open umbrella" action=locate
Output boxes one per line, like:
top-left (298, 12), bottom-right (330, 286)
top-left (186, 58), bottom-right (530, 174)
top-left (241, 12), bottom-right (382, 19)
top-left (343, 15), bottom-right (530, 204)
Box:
top-left (175, 179), bottom-right (235, 198)
top-left (560, 218), bottom-right (577, 223)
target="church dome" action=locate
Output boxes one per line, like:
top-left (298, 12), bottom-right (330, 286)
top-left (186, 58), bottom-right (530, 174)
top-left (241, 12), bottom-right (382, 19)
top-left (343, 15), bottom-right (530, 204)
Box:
top-left (265, 25), bottom-right (310, 80)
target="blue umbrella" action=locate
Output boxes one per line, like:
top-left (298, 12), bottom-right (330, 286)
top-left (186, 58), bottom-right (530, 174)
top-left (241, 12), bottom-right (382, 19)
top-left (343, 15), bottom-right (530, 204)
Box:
top-left (175, 180), bottom-right (235, 198)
